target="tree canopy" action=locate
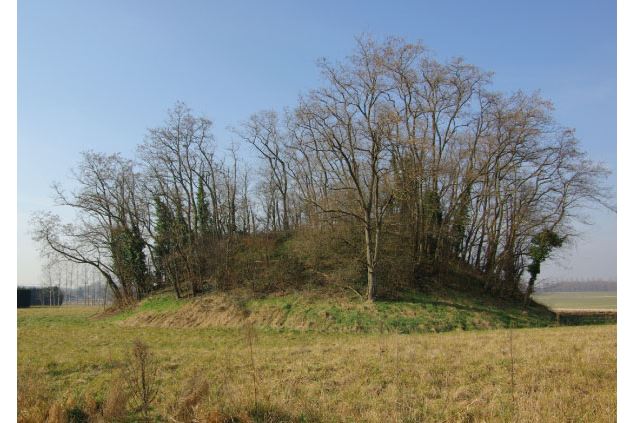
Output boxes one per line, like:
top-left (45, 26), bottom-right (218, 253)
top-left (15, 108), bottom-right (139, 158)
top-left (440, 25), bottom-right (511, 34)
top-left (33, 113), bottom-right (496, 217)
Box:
top-left (32, 36), bottom-right (612, 305)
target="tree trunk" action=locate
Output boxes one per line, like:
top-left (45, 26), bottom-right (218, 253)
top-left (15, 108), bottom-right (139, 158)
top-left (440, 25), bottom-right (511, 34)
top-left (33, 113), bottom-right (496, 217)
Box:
top-left (524, 275), bottom-right (537, 307)
top-left (364, 223), bottom-right (375, 301)
top-left (366, 265), bottom-right (375, 302)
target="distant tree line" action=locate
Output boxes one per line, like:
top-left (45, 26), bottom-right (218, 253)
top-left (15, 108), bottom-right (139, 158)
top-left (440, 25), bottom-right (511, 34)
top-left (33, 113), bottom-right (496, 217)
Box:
top-left (32, 36), bottom-right (612, 305)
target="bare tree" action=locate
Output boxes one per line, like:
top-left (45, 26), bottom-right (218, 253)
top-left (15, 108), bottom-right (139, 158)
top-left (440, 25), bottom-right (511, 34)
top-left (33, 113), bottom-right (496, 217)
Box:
top-left (292, 37), bottom-right (399, 300)
top-left (31, 152), bottom-right (149, 305)
top-left (235, 110), bottom-right (291, 231)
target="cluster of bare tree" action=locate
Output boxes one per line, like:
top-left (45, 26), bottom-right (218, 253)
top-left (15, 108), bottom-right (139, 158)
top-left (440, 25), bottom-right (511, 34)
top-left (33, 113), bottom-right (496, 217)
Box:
top-left (32, 36), bottom-right (612, 304)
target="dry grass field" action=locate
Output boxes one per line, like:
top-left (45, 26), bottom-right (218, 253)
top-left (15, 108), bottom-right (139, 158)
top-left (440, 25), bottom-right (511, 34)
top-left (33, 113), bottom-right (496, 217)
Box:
top-left (18, 305), bottom-right (616, 422)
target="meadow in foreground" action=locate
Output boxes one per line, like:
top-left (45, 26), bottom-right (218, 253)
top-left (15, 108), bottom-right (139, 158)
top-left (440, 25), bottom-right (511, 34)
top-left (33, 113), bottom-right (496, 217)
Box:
top-left (18, 306), bottom-right (616, 422)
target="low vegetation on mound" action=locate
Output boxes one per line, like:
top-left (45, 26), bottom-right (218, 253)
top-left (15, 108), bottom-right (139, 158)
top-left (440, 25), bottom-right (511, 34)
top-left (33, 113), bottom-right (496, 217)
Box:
top-left (116, 288), bottom-right (556, 333)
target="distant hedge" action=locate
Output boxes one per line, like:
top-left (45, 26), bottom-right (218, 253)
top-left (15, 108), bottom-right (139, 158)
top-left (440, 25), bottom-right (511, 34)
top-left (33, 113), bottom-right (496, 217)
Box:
top-left (17, 286), bottom-right (64, 307)
top-left (17, 288), bottom-right (31, 308)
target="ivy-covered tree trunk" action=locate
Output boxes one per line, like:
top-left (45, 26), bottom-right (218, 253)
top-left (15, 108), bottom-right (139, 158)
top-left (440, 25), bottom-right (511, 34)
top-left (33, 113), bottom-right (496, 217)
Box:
top-left (524, 230), bottom-right (564, 307)
top-left (111, 224), bottom-right (148, 302)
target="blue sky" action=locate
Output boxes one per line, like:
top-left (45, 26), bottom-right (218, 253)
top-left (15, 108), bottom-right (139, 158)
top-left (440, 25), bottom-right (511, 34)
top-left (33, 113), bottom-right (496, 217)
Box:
top-left (18, 0), bottom-right (616, 285)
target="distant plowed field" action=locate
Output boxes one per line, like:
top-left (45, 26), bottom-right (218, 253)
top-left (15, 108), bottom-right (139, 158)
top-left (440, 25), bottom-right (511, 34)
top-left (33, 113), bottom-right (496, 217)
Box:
top-left (532, 291), bottom-right (617, 311)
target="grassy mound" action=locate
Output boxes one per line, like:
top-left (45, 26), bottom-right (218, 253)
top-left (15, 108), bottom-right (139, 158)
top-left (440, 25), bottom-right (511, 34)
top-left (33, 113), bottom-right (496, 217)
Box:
top-left (116, 288), bottom-right (557, 333)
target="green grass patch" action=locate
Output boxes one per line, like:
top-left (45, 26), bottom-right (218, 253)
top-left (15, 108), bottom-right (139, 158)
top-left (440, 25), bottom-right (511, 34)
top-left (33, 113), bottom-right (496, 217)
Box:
top-left (210, 288), bottom-right (558, 334)
top-left (137, 293), bottom-right (185, 313)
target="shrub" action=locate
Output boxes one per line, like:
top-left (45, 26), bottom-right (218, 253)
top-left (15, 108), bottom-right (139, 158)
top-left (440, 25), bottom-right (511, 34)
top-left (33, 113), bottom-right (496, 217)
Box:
top-left (123, 339), bottom-right (159, 419)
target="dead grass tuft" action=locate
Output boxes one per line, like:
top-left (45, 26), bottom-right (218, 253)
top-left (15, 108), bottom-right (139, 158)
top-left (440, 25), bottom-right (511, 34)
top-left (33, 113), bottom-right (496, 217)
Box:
top-left (170, 372), bottom-right (210, 422)
top-left (101, 379), bottom-right (128, 421)
top-left (17, 373), bottom-right (50, 423)
top-left (44, 402), bottom-right (65, 423)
